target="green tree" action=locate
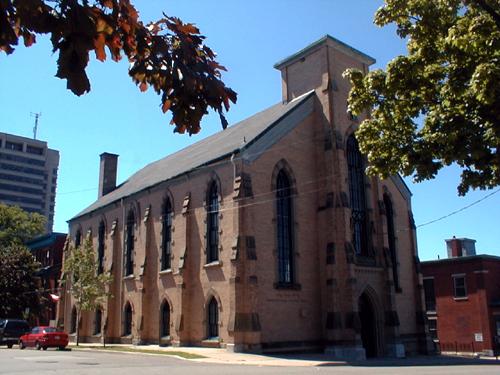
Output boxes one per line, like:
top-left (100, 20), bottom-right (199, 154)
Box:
top-left (0, 204), bottom-right (45, 319)
top-left (344, 0), bottom-right (499, 195)
top-left (63, 237), bottom-right (112, 346)
top-left (0, 203), bottom-right (46, 247)
top-left (0, 0), bottom-right (236, 134)
top-left (0, 245), bottom-right (42, 319)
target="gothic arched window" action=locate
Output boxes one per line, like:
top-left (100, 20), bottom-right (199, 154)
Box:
top-left (161, 198), bottom-right (173, 270)
top-left (384, 193), bottom-right (400, 290)
top-left (347, 135), bottom-right (368, 255)
top-left (97, 221), bottom-right (105, 274)
top-left (276, 170), bottom-right (294, 284)
top-left (206, 181), bottom-right (219, 263)
top-left (125, 210), bottom-right (135, 276)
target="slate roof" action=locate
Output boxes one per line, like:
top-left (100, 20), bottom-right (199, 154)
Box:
top-left (71, 91), bottom-right (315, 221)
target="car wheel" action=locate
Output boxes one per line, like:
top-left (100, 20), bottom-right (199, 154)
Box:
top-left (7, 343), bottom-right (13, 349)
top-left (42, 346), bottom-right (47, 351)
top-left (19, 341), bottom-right (25, 350)
top-left (35, 341), bottom-right (41, 350)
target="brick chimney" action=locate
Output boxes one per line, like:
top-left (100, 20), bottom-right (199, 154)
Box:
top-left (445, 237), bottom-right (476, 258)
top-left (98, 152), bottom-right (118, 198)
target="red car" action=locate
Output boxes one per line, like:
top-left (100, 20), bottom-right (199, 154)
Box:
top-left (19, 326), bottom-right (69, 350)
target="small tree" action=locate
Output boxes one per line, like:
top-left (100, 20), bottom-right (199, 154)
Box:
top-left (63, 237), bottom-right (112, 346)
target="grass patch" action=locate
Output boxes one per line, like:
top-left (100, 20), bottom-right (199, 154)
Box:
top-left (69, 345), bottom-right (205, 359)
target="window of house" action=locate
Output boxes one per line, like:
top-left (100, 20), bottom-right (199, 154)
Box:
top-left (207, 297), bottom-right (219, 339)
top-left (94, 309), bottom-right (102, 335)
top-left (26, 145), bottom-right (43, 155)
top-left (453, 275), bottom-right (467, 298)
top-left (123, 303), bottom-right (132, 336)
top-left (5, 141), bottom-right (22, 151)
top-left (161, 198), bottom-right (173, 270)
top-left (160, 301), bottom-right (170, 337)
top-left (423, 278), bottom-right (436, 311)
top-left (384, 194), bottom-right (400, 291)
top-left (70, 307), bottom-right (77, 334)
top-left (125, 210), bottom-right (135, 276)
top-left (206, 181), bottom-right (219, 263)
top-left (97, 221), bottom-right (105, 274)
top-left (347, 135), bottom-right (369, 256)
top-left (276, 169), bottom-right (294, 285)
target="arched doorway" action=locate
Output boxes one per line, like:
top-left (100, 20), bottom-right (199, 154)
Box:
top-left (358, 292), bottom-right (378, 358)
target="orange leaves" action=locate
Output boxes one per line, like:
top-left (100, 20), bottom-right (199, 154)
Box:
top-left (94, 34), bottom-right (106, 61)
top-left (1, 0), bottom-right (237, 135)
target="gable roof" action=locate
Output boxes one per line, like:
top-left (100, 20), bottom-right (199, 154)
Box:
top-left (70, 91), bottom-right (315, 221)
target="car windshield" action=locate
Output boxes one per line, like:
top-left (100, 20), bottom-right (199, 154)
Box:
top-left (43, 327), bottom-right (58, 333)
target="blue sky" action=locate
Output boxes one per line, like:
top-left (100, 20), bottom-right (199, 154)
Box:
top-left (0, 0), bottom-right (498, 260)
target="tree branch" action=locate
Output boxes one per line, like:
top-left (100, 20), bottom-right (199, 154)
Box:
top-left (466, 0), bottom-right (500, 29)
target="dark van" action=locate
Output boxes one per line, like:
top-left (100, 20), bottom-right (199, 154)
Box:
top-left (0, 319), bottom-right (30, 348)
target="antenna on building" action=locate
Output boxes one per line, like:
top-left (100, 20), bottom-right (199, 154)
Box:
top-left (30, 112), bottom-right (42, 140)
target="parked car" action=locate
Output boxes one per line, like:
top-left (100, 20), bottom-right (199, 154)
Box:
top-left (19, 326), bottom-right (69, 350)
top-left (0, 319), bottom-right (30, 348)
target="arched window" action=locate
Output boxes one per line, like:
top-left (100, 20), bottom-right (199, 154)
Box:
top-left (94, 308), bottom-right (102, 335)
top-left (70, 306), bottom-right (77, 334)
top-left (123, 303), bottom-right (132, 336)
top-left (125, 210), bottom-right (135, 276)
top-left (161, 198), bottom-right (173, 271)
top-left (97, 221), bottom-right (105, 274)
top-left (206, 181), bottom-right (219, 263)
top-left (347, 135), bottom-right (369, 256)
top-left (384, 194), bottom-right (400, 290)
top-left (207, 297), bottom-right (219, 338)
top-left (75, 229), bottom-right (82, 248)
top-left (160, 301), bottom-right (170, 337)
top-left (276, 170), bottom-right (294, 284)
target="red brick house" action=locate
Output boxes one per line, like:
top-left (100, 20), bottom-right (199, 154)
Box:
top-left (421, 237), bottom-right (500, 356)
top-left (27, 232), bottom-right (67, 326)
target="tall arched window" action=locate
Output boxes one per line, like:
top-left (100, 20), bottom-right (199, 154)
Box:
top-left (75, 229), bottom-right (82, 248)
top-left (384, 194), bottom-right (400, 290)
top-left (276, 170), bottom-right (294, 284)
top-left (207, 297), bottom-right (219, 338)
top-left (70, 306), bottom-right (77, 334)
top-left (347, 135), bottom-right (369, 256)
top-left (160, 301), bottom-right (170, 337)
top-left (123, 303), bottom-right (132, 336)
top-left (125, 210), bottom-right (135, 276)
top-left (97, 221), bottom-right (105, 274)
top-left (161, 198), bottom-right (173, 270)
top-left (94, 308), bottom-right (102, 335)
top-left (206, 181), bottom-right (219, 263)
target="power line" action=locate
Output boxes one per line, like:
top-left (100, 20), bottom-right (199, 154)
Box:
top-left (417, 188), bottom-right (500, 228)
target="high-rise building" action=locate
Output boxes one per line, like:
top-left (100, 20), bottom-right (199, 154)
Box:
top-left (0, 132), bottom-right (59, 232)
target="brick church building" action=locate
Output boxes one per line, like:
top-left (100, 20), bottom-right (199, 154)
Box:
top-left (61, 35), bottom-right (430, 359)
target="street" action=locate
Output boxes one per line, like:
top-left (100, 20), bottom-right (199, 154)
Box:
top-left (1, 347), bottom-right (500, 375)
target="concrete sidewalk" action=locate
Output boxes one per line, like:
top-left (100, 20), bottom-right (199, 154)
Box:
top-left (71, 343), bottom-right (500, 367)
top-left (71, 343), bottom-right (345, 366)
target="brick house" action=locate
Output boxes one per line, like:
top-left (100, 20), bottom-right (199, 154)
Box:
top-left (60, 35), bottom-right (430, 359)
top-left (422, 237), bottom-right (500, 356)
top-left (27, 232), bottom-right (67, 326)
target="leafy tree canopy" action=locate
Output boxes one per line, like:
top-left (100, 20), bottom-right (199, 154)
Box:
top-left (0, 203), bottom-right (45, 247)
top-left (0, 245), bottom-right (42, 319)
top-left (344, 0), bottom-right (499, 195)
top-left (0, 0), bottom-right (237, 134)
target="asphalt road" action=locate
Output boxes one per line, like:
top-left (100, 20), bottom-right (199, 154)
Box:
top-left (1, 347), bottom-right (500, 375)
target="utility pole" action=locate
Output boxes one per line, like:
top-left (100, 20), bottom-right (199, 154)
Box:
top-left (31, 112), bottom-right (42, 140)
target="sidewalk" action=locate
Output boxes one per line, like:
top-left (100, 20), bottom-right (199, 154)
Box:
top-left (71, 343), bottom-right (500, 367)
top-left (71, 343), bottom-right (345, 366)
